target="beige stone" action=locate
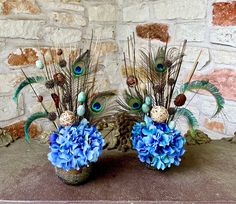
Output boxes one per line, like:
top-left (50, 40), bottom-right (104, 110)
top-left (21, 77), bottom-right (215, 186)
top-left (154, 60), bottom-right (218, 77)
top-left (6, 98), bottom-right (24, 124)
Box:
top-left (0, 20), bottom-right (43, 39)
top-left (49, 12), bottom-right (86, 27)
top-left (88, 4), bottom-right (117, 22)
top-left (0, 73), bottom-right (24, 93)
top-left (0, 0), bottom-right (40, 15)
top-left (152, 0), bottom-right (207, 20)
top-left (0, 94), bottom-right (24, 122)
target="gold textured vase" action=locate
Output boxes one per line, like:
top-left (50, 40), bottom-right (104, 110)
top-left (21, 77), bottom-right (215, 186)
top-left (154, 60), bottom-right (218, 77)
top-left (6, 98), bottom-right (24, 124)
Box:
top-left (55, 165), bottom-right (93, 185)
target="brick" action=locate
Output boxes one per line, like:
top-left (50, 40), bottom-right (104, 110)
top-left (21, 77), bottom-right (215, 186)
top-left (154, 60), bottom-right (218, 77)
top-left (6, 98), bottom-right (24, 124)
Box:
top-left (0, 0), bottom-right (40, 15)
top-left (136, 23), bottom-right (169, 42)
top-left (194, 68), bottom-right (236, 101)
top-left (3, 121), bottom-right (42, 139)
top-left (212, 2), bottom-right (236, 26)
top-left (7, 48), bottom-right (38, 67)
top-left (204, 118), bottom-right (225, 133)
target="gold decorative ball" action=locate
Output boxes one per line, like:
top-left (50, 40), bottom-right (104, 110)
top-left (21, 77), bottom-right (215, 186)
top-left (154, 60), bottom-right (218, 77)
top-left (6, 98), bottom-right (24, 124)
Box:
top-left (59, 111), bottom-right (76, 127)
top-left (150, 106), bottom-right (169, 123)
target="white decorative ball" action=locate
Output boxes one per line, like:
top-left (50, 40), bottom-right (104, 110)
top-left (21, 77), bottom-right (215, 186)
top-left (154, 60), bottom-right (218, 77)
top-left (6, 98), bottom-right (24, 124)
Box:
top-left (59, 110), bottom-right (76, 127)
top-left (168, 121), bottom-right (176, 130)
top-left (35, 60), bottom-right (44, 69)
top-left (150, 106), bottom-right (169, 123)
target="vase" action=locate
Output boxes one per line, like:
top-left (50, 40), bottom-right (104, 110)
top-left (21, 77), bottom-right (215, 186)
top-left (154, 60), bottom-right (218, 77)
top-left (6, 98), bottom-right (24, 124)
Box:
top-left (55, 165), bottom-right (93, 185)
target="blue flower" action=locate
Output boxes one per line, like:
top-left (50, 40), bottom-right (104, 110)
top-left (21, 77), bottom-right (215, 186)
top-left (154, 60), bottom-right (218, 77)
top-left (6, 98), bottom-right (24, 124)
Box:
top-left (48, 119), bottom-right (104, 171)
top-left (131, 116), bottom-right (186, 170)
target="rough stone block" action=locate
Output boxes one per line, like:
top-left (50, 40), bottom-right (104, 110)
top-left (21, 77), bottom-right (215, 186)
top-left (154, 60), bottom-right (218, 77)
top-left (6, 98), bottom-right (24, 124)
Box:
top-left (88, 5), bottom-right (117, 22)
top-left (0, 94), bottom-right (24, 122)
top-left (0, 0), bottom-right (40, 15)
top-left (152, 0), bottom-right (207, 20)
top-left (49, 12), bottom-right (86, 28)
top-left (176, 23), bottom-right (206, 42)
top-left (123, 4), bottom-right (149, 22)
top-left (210, 27), bottom-right (236, 47)
top-left (0, 20), bottom-right (44, 39)
top-left (43, 27), bottom-right (82, 44)
top-left (212, 49), bottom-right (236, 65)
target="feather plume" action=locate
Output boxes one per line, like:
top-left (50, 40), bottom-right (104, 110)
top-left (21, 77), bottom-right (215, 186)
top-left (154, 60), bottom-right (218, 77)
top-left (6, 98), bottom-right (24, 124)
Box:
top-left (13, 76), bottom-right (44, 104)
top-left (24, 112), bottom-right (48, 142)
top-left (175, 108), bottom-right (198, 131)
top-left (179, 80), bottom-right (224, 116)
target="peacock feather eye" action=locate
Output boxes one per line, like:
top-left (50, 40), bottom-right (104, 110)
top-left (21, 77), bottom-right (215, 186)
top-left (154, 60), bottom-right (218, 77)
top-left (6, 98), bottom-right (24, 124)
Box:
top-left (128, 97), bottom-right (142, 112)
top-left (92, 101), bottom-right (103, 112)
top-left (156, 63), bottom-right (165, 72)
top-left (73, 62), bottom-right (85, 77)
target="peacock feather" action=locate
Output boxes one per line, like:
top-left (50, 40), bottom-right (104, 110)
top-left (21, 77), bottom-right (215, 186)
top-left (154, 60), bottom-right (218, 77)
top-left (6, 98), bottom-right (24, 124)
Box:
top-left (87, 91), bottom-right (117, 123)
top-left (13, 76), bottom-right (44, 104)
top-left (117, 91), bottom-right (143, 114)
top-left (24, 112), bottom-right (49, 143)
top-left (73, 50), bottom-right (90, 78)
top-left (179, 80), bottom-right (224, 117)
top-left (175, 108), bottom-right (198, 132)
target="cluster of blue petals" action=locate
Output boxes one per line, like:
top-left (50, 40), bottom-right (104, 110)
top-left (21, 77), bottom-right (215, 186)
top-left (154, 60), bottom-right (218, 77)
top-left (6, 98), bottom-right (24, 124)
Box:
top-left (131, 116), bottom-right (186, 170)
top-left (48, 119), bottom-right (104, 171)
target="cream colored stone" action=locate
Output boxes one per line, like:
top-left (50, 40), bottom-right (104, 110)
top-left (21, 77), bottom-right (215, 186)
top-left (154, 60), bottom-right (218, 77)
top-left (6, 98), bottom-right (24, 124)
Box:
top-left (43, 27), bottom-right (82, 44)
top-left (184, 47), bottom-right (210, 69)
top-left (49, 12), bottom-right (86, 27)
top-left (0, 73), bottom-right (24, 93)
top-left (176, 23), bottom-right (206, 42)
top-left (212, 49), bottom-right (236, 64)
top-left (0, 0), bottom-right (40, 15)
top-left (123, 3), bottom-right (149, 22)
top-left (153, 0), bottom-right (207, 19)
top-left (0, 20), bottom-right (43, 39)
top-left (88, 4), bottom-right (117, 22)
top-left (0, 94), bottom-right (24, 122)
top-left (210, 27), bottom-right (236, 48)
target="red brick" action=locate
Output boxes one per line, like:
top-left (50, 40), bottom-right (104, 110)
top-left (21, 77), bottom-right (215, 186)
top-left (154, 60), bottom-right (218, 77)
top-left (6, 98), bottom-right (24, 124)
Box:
top-left (212, 2), bottom-right (236, 26)
top-left (194, 68), bottom-right (236, 101)
top-left (136, 23), bottom-right (170, 42)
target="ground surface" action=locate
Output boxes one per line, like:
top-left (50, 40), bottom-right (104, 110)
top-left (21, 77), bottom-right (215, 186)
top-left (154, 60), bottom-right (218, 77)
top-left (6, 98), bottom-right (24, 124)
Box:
top-left (0, 139), bottom-right (236, 203)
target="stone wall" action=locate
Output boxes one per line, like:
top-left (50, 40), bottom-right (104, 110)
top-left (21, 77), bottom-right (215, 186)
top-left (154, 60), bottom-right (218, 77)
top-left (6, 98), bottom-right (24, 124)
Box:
top-left (0, 0), bottom-right (235, 139)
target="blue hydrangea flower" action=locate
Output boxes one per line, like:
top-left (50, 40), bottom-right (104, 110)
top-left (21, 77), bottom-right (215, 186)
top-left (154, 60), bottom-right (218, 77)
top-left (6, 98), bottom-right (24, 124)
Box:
top-left (131, 115), bottom-right (186, 170)
top-left (48, 118), bottom-right (104, 171)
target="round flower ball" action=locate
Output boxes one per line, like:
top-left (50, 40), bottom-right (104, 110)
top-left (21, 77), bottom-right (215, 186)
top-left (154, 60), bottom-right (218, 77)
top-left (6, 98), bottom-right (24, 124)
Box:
top-left (131, 116), bottom-right (186, 170)
top-left (48, 119), bottom-right (104, 171)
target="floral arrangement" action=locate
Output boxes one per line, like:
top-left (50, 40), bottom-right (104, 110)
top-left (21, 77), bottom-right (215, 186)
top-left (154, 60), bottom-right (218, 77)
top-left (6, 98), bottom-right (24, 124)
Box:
top-left (13, 40), bottom-right (116, 181)
top-left (118, 35), bottom-right (225, 170)
top-left (132, 116), bottom-right (185, 170)
top-left (48, 119), bottom-right (104, 171)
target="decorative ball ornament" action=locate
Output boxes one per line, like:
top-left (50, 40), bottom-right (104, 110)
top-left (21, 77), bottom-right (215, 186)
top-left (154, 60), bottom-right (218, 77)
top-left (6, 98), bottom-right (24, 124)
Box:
top-left (174, 94), bottom-right (187, 107)
top-left (77, 92), bottom-right (86, 103)
top-left (53, 73), bottom-right (66, 86)
top-left (168, 121), bottom-right (176, 130)
top-left (35, 60), bottom-right (44, 69)
top-left (145, 96), bottom-right (152, 106)
top-left (59, 59), bottom-right (67, 68)
top-left (59, 111), bottom-right (76, 127)
top-left (168, 107), bottom-right (176, 115)
top-left (77, 105), bottom-right (86, 116)
top-left (126, 75), bottom-right (138, 87)
top-left (142, 103), bottom-right (150, 113)
top-left (57, 49), bottom-right (63, 56)
top-left (37, 95), bottom-right (43, 102)
top-left (156, 63), bottom-right (165, 72)
top-left (48, 112), bottom-right (57, 121)
top-left (150, 106), bottom-right (169, 123)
